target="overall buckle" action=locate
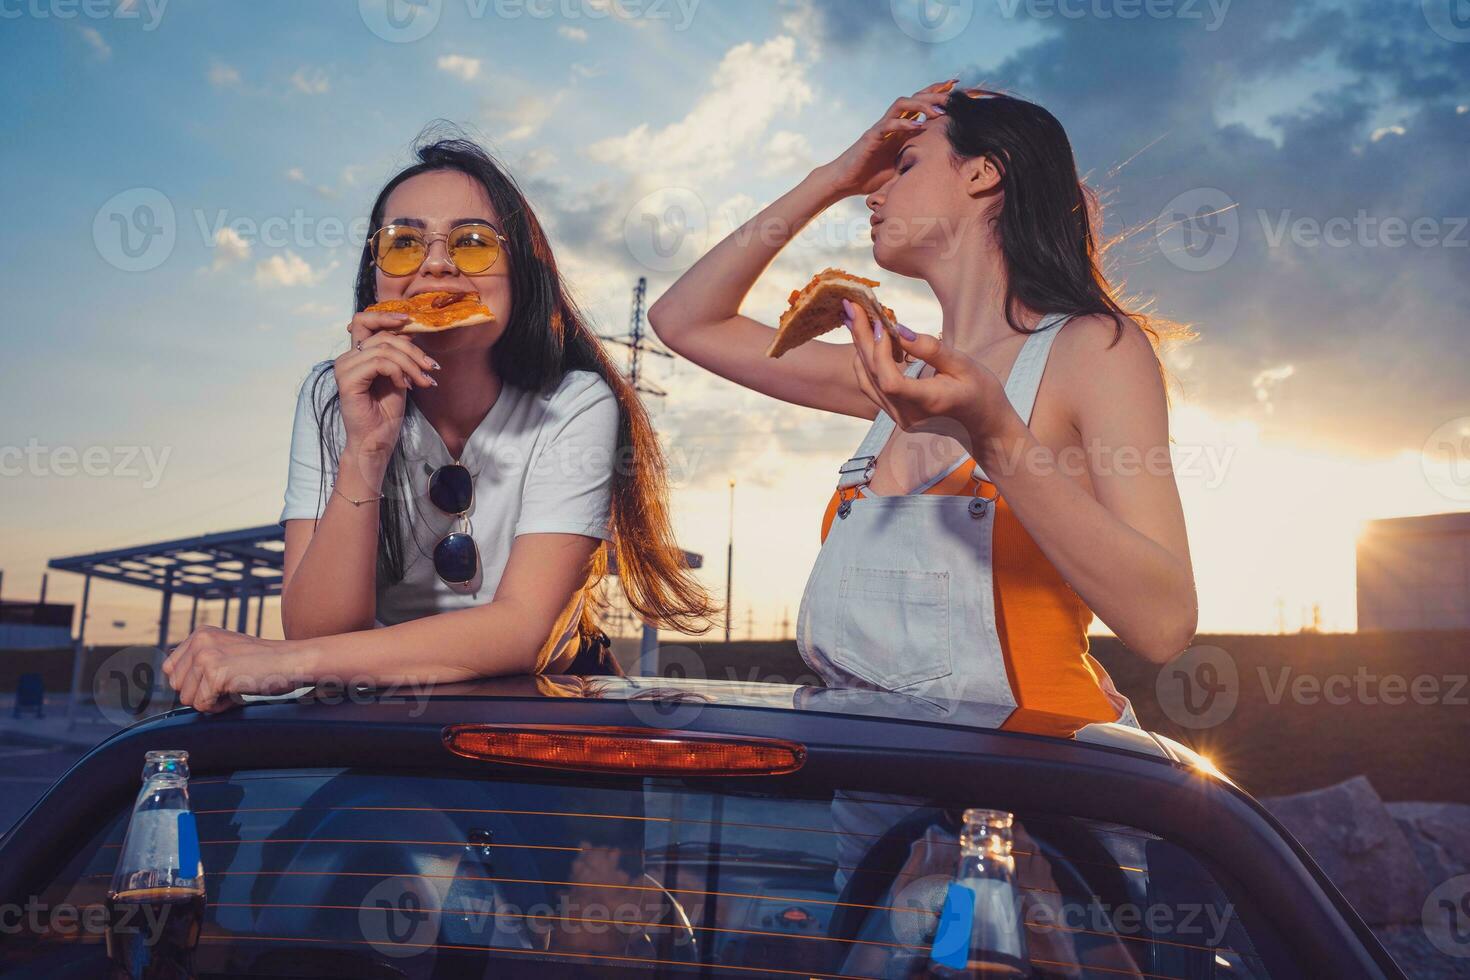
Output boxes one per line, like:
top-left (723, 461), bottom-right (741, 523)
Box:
top-left (838, 454), bottom-right (877, 479)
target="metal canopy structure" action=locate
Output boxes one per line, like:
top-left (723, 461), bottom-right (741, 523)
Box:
top-left (49, 525), bottom-right (285, 600)
top-left (48, 525), bottom-right (285, 648)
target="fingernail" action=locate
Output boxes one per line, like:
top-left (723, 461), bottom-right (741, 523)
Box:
top-left (873, 319), bottom-right (883, 341)
top-left (932, 105), bottom-right (947, 115)
top-left (427, 377), bottom-right (438, 387)
top-left (897, 322), bottom-right (917, 341)
top-left (430, 359), bottom-right (442, 370)
top-left (842, 298), bottom-right (855, 320)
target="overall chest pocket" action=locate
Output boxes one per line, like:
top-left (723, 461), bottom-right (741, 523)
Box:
top-left (833, 566), bottom-right (953, 691)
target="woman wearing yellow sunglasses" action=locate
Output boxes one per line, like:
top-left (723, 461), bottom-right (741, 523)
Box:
top-left (162, 132), bottom-right (719, 712)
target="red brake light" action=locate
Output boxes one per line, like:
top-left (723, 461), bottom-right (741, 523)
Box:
top-left (442, 724), bottom-right (805, 776)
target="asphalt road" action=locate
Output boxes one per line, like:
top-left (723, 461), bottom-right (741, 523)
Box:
top-left (0, 733), bottom-right (86, 838)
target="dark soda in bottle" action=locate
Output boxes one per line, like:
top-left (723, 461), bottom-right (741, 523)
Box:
top-left (928, 808), bottom-right (1030, 978)
top-left (105, 749), bottom-right (205, 979)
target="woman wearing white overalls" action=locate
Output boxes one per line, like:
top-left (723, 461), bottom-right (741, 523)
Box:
top-left (652, 81), bottom-right (1198, 728)
top-left (652, 79), bottom-right (1199, 975)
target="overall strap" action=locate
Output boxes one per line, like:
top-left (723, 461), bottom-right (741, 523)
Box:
top-left (834, 315), bottom-right (1072, 489)
top-left (970, 312), bottom-right (1072, 484)
top-left (835, 358), bottom-right (926, 491)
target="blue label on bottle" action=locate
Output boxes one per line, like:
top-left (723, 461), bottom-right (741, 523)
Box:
top-left (930, 881), bottom-right (975, 968)
top-left (177, 811), bottom-right (200, 876)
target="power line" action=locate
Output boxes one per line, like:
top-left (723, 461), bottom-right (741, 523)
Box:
top-left (598, 277), bottom-right (673, 399)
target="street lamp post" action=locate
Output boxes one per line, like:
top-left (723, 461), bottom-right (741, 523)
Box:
top-left (724, 479), bottom-right (735, 643)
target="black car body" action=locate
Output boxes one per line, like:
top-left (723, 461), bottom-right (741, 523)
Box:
top-left (0, 674), bottom-right (1406, 978)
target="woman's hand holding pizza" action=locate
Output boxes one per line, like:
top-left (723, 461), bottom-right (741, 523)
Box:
top-left (334, 308), bottom-right (441, 459)
top-left (844, 299), bottom-right (1012, 451)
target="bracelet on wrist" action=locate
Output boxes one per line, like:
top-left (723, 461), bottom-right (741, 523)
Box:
top-left (330, 480), bottom-right (385, 507)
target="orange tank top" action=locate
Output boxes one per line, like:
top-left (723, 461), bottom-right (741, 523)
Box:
top-left (821, 459), bottom-right (1125, 736)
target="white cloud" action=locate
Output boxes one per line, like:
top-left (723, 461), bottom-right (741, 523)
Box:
top-left (559, 25), bottom-right (589, 42)
top-left (572, 62), bottom-right (604, 79)
top-left (588, 36), bottom-right (812, 182)
top-left (1370, 124), bottom-right (1406, 142)
top-left (760, 129), bottom-right (814, 177)
top-left (290, 67), bottom-right (330, 95)
top-left (1252, 364), bottom-right (1296, 415)
top-left (711, 193), bottom-right (759, 237)
top-left (482, 90), bottom-right (565, 142)
top-left (78, 26), bottom-right (111, 60)
top-left (210, 227), bottom-right (252, 271)
top-left (437, 54), bottom-right (481, 82)
top-left (255, 251), bottom-right (332, 288)
top-left (285, 167), bottom-right (338, 199)
top-left (779, 0), bottom-right (823, 53)
top-left (517, 146), bottom-right (560, 175)
top-left (208, 60), bottom-right (241, 88)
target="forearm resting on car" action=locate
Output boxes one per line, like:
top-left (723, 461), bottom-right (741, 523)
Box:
top-left (280, 444), bottom-right (392, 640)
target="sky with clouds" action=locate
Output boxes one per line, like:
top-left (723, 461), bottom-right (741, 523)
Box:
top-left (2, 0), bottom-right (1467, 646)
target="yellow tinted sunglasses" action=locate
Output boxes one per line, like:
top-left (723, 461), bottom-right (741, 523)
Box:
top-left (370, 221), bottom-right (508, 277)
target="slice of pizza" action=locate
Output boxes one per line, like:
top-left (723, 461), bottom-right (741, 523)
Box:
top-left (765, 268), bottom-right (905, 362)
top-left (366, 290), bottom-right (495, 334)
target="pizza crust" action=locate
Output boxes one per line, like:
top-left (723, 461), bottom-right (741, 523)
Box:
top-left (766, 269), bottom-right (905, 362)
top-left (397, 311), bottom-right (495, 334)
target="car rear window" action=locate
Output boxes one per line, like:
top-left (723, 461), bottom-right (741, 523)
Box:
top-left (4, 767), bottom-right (1279, 978)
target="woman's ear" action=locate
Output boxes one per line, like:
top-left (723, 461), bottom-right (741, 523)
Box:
top-left (964, 155), bottom-right (1003, 199)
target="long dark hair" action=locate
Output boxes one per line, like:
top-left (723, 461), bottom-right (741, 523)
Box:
top-left (939, 89), bottom-right (1194, 385)
top-left (311, 129), bottom-right (719, 642)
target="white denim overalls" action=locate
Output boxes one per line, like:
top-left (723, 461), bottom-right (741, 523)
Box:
top-left (795, 312), bottom-right (1140, 729)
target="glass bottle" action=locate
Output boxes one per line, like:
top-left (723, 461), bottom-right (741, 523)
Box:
top-left (929, 808), bottom-right (1029, 977)
top-left (105, 749), bottom-right (206, 979)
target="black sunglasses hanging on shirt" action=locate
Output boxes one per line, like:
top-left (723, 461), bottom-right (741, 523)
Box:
top-left (427, 461), bottom-right (479, 585)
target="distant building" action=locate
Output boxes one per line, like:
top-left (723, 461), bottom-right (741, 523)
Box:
top-left (1356, 512), bottom-right (1470, 631)
top-left (0, 600), bottom-right (75, 650)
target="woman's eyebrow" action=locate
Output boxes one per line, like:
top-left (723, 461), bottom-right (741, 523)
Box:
top-left (383, 216), bottom-right (498, 228)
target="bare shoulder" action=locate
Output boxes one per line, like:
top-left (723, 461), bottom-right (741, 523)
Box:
top-left (1048, 313), bottom-right (1166, 430)
top-left (1053, 312), bottom-right (1156, 359)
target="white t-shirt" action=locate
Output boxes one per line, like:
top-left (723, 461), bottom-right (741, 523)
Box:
top-left (278, 360), bottom-right (619, 667)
